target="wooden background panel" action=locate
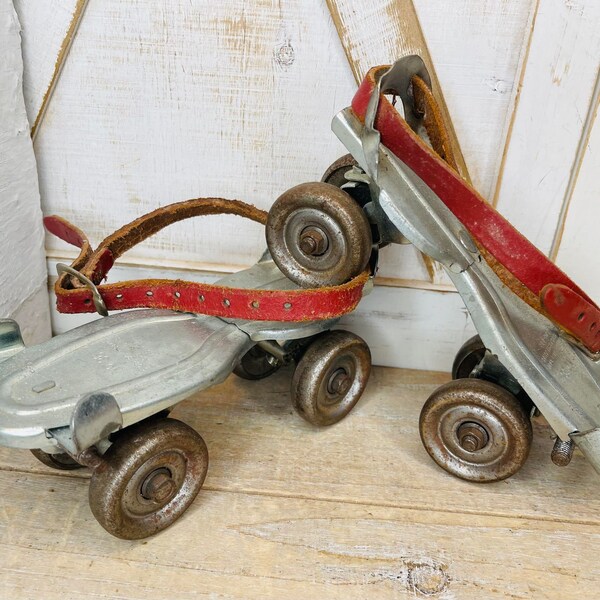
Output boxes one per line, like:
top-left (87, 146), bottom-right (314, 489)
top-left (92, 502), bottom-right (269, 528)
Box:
top-left (494, 0), bottom-right (600, 256)
top-left (34, 0), bottom-right (358, 268)
top-left (33, 0), bottom-right (534, 282)
top-left (555, 95), bottom-right (599, 303)
top-left (12, 0), bottom-right (83, 127)
top-left (413, 0), bottom-right (536, 200)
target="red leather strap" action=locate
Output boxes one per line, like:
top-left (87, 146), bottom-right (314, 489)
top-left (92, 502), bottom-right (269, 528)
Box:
top-left (351, 66), bottom-right (599, 353)
top-left (541, 284), bottom-right (600, 353)
top-left (46, 198), bottom-right (369, 322)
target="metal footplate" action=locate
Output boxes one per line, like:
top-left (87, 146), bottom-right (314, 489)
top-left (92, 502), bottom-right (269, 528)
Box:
top-left (0, 259), bottom-right (340, 454)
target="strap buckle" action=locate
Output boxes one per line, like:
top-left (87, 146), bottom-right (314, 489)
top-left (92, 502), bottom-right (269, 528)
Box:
top-left (56, 263), bottom-right (108, 316)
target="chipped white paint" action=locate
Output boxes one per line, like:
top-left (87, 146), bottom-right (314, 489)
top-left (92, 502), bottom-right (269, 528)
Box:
top-left (0, 1), bottom-right (50, 343)
top-left (494, 0), bottom-right (600, 255)
top-left (12, 0), bottom-right (81, 126)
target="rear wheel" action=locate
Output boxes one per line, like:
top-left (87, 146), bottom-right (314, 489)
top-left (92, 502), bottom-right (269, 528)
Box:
top-left (31, 449), bottom-right (83, 470)
top-left (452, 335), bottom-right (486, 380)
top-left (233, 345), bottom-right (281, 380)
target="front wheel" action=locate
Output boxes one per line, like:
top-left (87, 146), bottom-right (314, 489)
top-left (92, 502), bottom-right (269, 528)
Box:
top-left (266, 182), bottom-right (372, 287)
top-left (419, 379), bottom-right (532, 482)
top-left (291, 330), bottom-right (371, 426)
top-left (30, 449), bottom-right (83, 470)
top-left (89, 418), bottom-right (208, 539)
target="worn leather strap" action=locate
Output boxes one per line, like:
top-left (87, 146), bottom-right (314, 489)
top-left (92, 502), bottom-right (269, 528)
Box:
top-left (352, 66), bottom-right (600, 354)
top-left (46, 198), bottom-right (368, 322)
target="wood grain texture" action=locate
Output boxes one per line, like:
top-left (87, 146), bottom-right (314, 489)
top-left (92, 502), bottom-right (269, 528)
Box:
top-left (493, 0), bottom-right (600, 256)
top-left (0, 366), bottom-right (598, 598)
top-left (0, 1), bottom-right (51, 340)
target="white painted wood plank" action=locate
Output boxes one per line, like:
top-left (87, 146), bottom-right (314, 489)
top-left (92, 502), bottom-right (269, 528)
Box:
top-left (327, 0), bottom-right (535, 199)
top-left (12, 0), bottom-right (81, 127)
top-left (33, 0), bottom-right (535, 288)
top-left (35, 0), bottom-right (357, 268)
top-left (494, 0), bottom-right (600, 256)
top-left (555, 98), bottom-right (600, 304)
top-left (0, 1), bottom-right (51, 342)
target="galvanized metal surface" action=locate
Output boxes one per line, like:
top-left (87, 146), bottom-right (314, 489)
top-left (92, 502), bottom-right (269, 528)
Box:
top-left (0, 260), bottom-right (339, 454)
top-left (333, 82), bottom-right (600, 476)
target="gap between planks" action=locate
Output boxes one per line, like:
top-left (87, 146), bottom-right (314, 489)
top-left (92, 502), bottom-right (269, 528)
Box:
top-left (4, 447), bottom-right (598, 529)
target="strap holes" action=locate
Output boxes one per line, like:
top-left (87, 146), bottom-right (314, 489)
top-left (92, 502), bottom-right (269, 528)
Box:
top-left (116, 293), bottom-right (123, 300)
top-left (174, 291), bottom-right (181, 298)
top-left (591, 322), bottom-right (597, 332)
top-left (251, 300), bottom-right (260, 309)
top-left (578, 312), bottom-right (585, 321)
top-left (146, 290), bottom-right (153, 297)
top-left (199, 294), bottom-right (205, 302)
top-left (83, 298), bottom-right (91, 305)
top-left (283, 302), bottom-right (292, 310)
top-left (223, 299), bottom-right (231, 307)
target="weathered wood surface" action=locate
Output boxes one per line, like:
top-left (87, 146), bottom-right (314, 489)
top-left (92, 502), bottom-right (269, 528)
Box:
top-left (22, 0), bottom-right (536, 283)
top-left (0, 367), bottom-right (598, 598)
top-left (493, 0), bottom-right (600, 258)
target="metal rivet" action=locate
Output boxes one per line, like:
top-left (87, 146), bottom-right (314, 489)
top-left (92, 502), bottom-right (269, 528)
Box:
top-left (174, 291), bottom-right (181, 298)
top-left (283, 302), bottom-right (292, 310)
top-left (251, 300), bottom-right (260, 309)
top-left (223, 299), bottom-right (230, 307)
top-left (146, 291), bottom-right (153, 297)
top-left (199, 294), bottom-right (205, 302)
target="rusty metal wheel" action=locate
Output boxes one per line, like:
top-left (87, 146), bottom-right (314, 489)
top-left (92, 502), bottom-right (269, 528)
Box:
top-left (419, 379), bottom-right (532, 482)
top-left (30, 449), bottom-right (83, 470)
top-left (291, 330), bottom-right (371, 426)
top-left (233, 345), bottom-right (281, 380)
top-left (321, 154), bottom-right (358, 189)
top-left (89, 418), bottom-right (208, 539)
top-left (266, 182), bottom-right (372, 287)
top-left (452, 335), bottom-right (486, 380)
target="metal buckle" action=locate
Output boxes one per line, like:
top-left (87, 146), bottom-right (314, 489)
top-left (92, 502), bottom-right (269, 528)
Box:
top-left (56, 263), bottom-right (108, 316)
